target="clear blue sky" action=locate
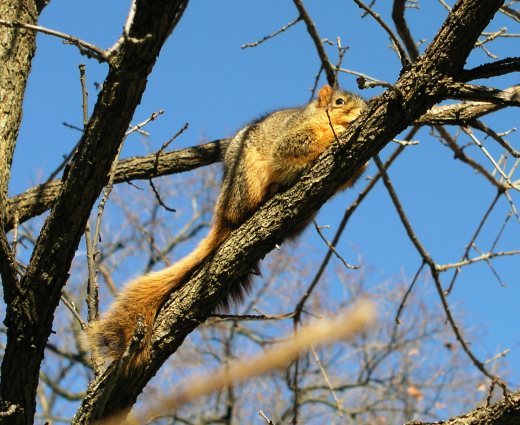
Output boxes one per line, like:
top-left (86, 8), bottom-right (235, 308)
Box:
top-left (9, 0), bottom-right (520, 398)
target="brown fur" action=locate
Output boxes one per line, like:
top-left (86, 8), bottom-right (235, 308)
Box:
top-left (88, 85), bottom-right (368, 373)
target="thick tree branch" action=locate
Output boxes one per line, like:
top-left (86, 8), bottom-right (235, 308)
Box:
top-left (4, 138), bottom-right (228, 231)
top-left (459, 56), bottom-right (520, 81)
top-left (406, 389), bottom-right (520, 425)
top-left (0, 1), bottom-right (190, 424)
top-left (73, 1), bottom-right (507, 421)
top-left (446, 81), bottom-right (520, 105)
top-left (416, 85), bottom-right (519, 125)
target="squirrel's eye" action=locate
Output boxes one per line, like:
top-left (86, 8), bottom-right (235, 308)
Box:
top-left (335, 98), bottom-right (345, 105)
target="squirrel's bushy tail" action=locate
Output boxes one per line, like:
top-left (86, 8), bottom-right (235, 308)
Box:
top-left (89, 223), bottom-right (230, 370)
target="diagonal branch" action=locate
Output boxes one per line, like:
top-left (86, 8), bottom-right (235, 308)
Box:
top-left (392, 0), bottom-right (420, 61)
top-left (353, 0), bottom-right (410, 66)
top-left (405, 390), bottom-right (520, 425)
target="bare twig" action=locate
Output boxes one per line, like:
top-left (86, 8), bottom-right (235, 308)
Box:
top-left (437, 250), bottom-right (520, 271)
top-left (395, 261), bottom-right (426, 324)
top-left (310, 345), bottom-right (344, 417)
top-left (241, 17), bottom-right (301, 48)
top-left (500, 4), bottom-right (520, 22)
top-left (374, 155), bottom-right (507, 386)
top-left (79, 64), bottom-right (89, 127)
top-left (148, 179), bottom-right (176, 213)
top-left (61, 293), bottom-right (87, 331)
top-left (476, 27), bottom-right (508, 47)
top-left (313, 221), bottom-right (359, 270)
top-left (259, 410), bottom-right (276, 424)
top-left (461, 126), bottom-right (518, 190)
top-left (471, 119), bottom-right (520, 158)
top-left (126, 110), bottom-right (164, 136)
top-left (335, 66), bottom-right (394, 91)
top-left (435, 126), bottom-right (507, 191)
top-left (353, 0), bottom-right (410, 66)
top-left (292, 0), bottom-right (336, 86)
top-left (45, 66), bottom-right (89, 183)
top-left (332, 37), bottom-right (349, 84)
top-left (392, 0), bottom-right (420, 60)
top-left (446, 191), bottom-right (502, 294)
top-left (154, 122), bottom-right (189, 168)
top-left (0, 19), bottom-right (108, 62)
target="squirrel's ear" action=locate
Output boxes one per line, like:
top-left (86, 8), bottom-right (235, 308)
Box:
top-left (317, 85), bottom-right (333, 107)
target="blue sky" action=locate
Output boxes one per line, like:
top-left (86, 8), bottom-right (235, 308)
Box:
top-left (9, 0), bottom-right (520, 405)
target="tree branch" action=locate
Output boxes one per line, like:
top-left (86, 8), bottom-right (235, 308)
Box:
top-left (406, 389), bottom-right (520, 425)
top-left (292, 0), bottom-right (336, 86)
top-left (353, 0), bottom-right (410, 66)
top-left (392, 0), bottom-right (420, 61)
top-left (4, 138), bottom-right (228, 232)
top-left (446, 81), bottom-right (520, 106)
top-left (0, 19), bottom-right (108, 62)
top-left (459, 56), bottom-right (520, 81)
top-left (416, 85), bottom-right (519, 125)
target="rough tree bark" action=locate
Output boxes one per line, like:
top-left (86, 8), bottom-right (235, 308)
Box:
top-left (70, 0), bottom-right (512, 423)
top-left (0, 0), bottom-right (49, 422)
top-left (406, 391), bottom-right (520, 425)
top-left (0, 1), bottom-right (189, 424)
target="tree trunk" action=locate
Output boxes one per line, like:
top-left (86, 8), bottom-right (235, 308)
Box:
top-left (0, 1), bottom-right (189, 424)
top-left (0, 1), bottom-right (48, 423)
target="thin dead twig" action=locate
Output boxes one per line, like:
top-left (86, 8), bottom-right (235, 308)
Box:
top-left (0, 19), bottom-right (108, 62)
top-left (471, 119), bottom-right (520, 158)
top-left (242, 17), bottom-right (301, 49)
top-left (437, 250), bottom-right (520, 272)
top-left (462, 126), bottom-right (519, 190)
top-left (292, 0), bottom-right (336, 86)
top-left (446, 191), bottom-right (502, 294)
top-left (374, 155), bottom-right (507, 387)
top-left (313, 221), bottom-right (359, 270)
top-left (353, 0), bottom-right (410, 66)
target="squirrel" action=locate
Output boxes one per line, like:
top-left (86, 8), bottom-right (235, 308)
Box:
top-left (88, 85), bottom-right (368, 373)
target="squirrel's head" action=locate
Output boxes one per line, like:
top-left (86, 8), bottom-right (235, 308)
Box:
top-left (316, 85), bottom-right (367, 129)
